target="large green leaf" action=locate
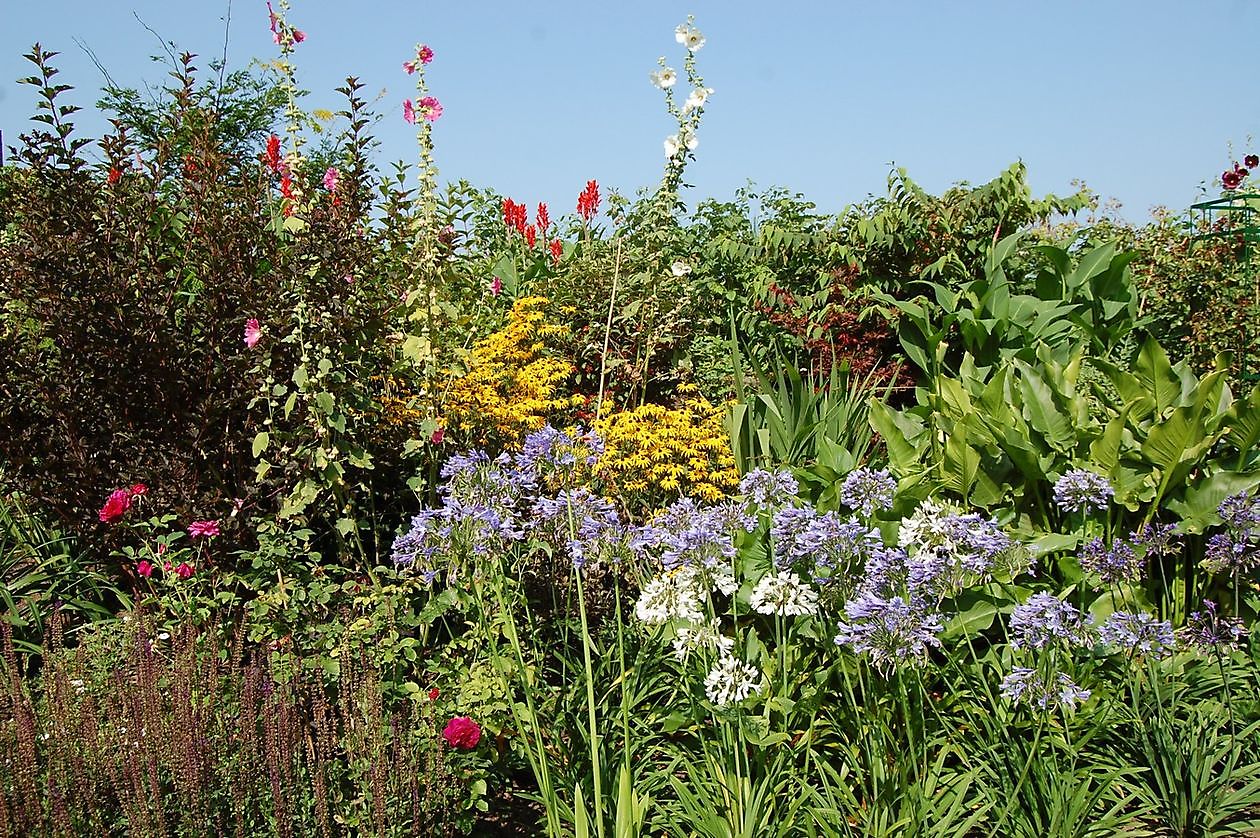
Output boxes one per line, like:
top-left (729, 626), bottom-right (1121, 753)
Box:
top-left (1165, 470), bottom-right (1260, 533)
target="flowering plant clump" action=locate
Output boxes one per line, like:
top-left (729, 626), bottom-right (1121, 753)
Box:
top-left (593, 385), bottom-right (738, 510)
top-left (445, 296), bottom-right (582, 446)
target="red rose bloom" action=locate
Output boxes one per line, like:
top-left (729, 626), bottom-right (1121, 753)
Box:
top-left (442, 716), bottom-right (481, 750)
top-left (99, 489), bottom-right (132, 524)
top-left (175, 562), bottom-right (195, 579)
top-left (428, 687), bottom-right (440, 701)
top-left (130, 483), bottom-right (148, 497)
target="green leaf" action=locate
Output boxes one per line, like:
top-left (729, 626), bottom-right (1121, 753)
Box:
top-left (252, 431), bottom-right (270, 458)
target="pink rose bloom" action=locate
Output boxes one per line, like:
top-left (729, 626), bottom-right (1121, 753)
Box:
top-left (442, 716), bottom-right (481, 750)
top-left (244, 318), bottom-right (262, 349)
top-left (431, 427), bottom-right (445, 445)
top-left (403, 99), bottom-right (416, 125)
top-left (136, 560), bottom-right (154, 578)
top-left (188, 520), bottom-right (220, 539)
top-left (175, 562), bottom-right (195, 579)
top-left (417, 96), bottom-right (442, 122)
top-left (323, 167), bottom-right (339, 193)
top-left (99, 489), bottom-right (132, 524)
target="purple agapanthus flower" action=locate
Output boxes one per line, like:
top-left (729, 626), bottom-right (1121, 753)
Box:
top-left (1098, 611), bottom-right (1175, 657)
top-left (1131, 522), bottom-right (1181, 558)
top-left (1078, 537), bottom-right (1142, 585)
top-left (1178, 600), bottom-right (1248, 652)
top-left (1009, 593), bottom-right (1090, 650)
top-left (531, 488), bottom-right (625, 567)
top-left (632, 497), bottom-right (739, 570)
top-left (1000, 667), bottom-right (1091, 711)
top-left (739, 468), bottom-right (799, 511)
top-left (1053, 469), bottom-right (1114, 514)
top-left (833, 593), bottom-right (943, 672)
top-left (840, 467), bottom-right (897, 517)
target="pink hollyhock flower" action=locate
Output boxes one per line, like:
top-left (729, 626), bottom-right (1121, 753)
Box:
top-left (418, 44), bottom-right (434, 64)
top-left (1247, 154), bottom-right (1260, 170)
top-left (491, 276), bottom-right (502, 296)
top-left (403, 99), bottom-right (416, 124)
top-left (267, 1), bottom-right (280, 38)
top-left (244, 318), bottom-right (262, 349)
top-left (417, 96), bottom-right (442, 122)
top-left (403, 60), bottom-right (418, 74)
top-left (442, 716), bottom-right (481, 750)
top-left (130, 483), bottom-right (148, 497)
top-left (136, 560), bottom-right (154, 578)
top-left (292, 29), bottom-right (306, 43)
top-left (188, 520), bottom-right (220, 539)
top-left (175, 562), bottom-right (195, 579)
top-left (1224, 171), bottom-right (1242, 190)
top-left (99, 489), bottom-right (132, 524)
top-left (323, 167), bottom-right (339, 193)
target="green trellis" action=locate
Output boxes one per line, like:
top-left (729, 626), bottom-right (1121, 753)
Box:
top-left (1190, 192), bottom-right (1260, 381)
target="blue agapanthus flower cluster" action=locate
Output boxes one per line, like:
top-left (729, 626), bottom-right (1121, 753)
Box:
top-left (632, 497), bottom-right (755, 571)
top-left (739, 468), bottom-right (799, 511)
top-left (1053, 469), bottom-right (1114, 514)
top-left (515, 425), bottom-right (604, 487)
top-left (770, 506), bottom-right (882, 579)
top-left (1009, 593), bottom-right (1090, 650)
top-left (532, 488), bottom-right (626, 567)
top-left (893, 500), bottom-right (1019, 599)
top-left (1131, 522), bottom-right (1181, 558)
top-left (839, 467), bottom-right (897, 518)
top-left (1000, 667), bottom-right (1091, 711)
top-left (1178, 600), bottom-right (1248, 652)
top-left (833, 592), bottom-right (942, 672)
top-left (1202, 491), bottom-right (1260, 574)
top-left (1078, 537), bottom-right (1142, 586)
top-left (1098, 611), bottom-right (1175, 657)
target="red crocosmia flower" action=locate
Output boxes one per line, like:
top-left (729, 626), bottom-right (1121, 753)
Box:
top-left (524, 224), bottom-right (537, 249)
top-left (188, 520), bottom-right (220, 539)
top-left (245, 318), bottom-right (262, 349)
top-left (431, 427), bottom-right (445, 445)
top-left (577, 179), bottom-right (600, 221)
top-left (403, 99), bottom-right (416, 125)
top-left (549, 239), bottom-right (563, 264)
top-left (428, 687), bottom-right (440, 700)
top-left (99, 489), bottom-right (132, 524)
top-left (536, 202), bottom-right (550, 233)
top-left (1246, 154), bottom-right (1259, 170)
top-left (107, 167), bottom-right (122, 184)
top-left (265, 134), bottom-right (283, 173)
top-left (136, 560), bottom-right (154, 578)
top-left (442, 716), bottom-right (481, 750)
top-left (175, 562), bottom-right (195, 579)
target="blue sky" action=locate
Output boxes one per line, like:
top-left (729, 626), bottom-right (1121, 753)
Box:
top-left (2, 1), bottom-right (1257, 222)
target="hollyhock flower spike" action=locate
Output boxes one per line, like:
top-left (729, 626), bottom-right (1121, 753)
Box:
top-left (244, 318), bottom-right (262, 349)
top-left (417, 96), bottom-right (443, 122)
top-left (99, 489), bottom-right (132, 524)
top-left (442, 716), bottom-right (482, 749)
top-left (188, 520), bottom-right (220, 539)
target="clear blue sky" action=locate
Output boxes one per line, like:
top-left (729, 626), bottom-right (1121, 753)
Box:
top-left (2, 1), bottom-right (1257, 222)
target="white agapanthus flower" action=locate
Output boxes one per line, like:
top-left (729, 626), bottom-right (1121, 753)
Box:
top-left (675, 24), bottom-right (706, 51)
top-left (671, 260), bottom-right (692, 277)
top-left (672, 619), bottom-right (735, 661)
top-left (635, 568), bottom-right (704, 624)
top-left (650, 67), bottom-right (677, 89)
top-left (683, 86), bottom-right (713, 113)
top-left (711, 566), bottom-right (738, 596)
top-left (703, 654), bottom-right (760, 706)
top-left (750, 570), bottom-right (820, 617)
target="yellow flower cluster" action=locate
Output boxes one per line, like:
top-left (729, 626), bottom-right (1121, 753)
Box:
top-left (445, 296), bottom-right (580, 445)
top-left (594, 386), bottom-right (738, 510)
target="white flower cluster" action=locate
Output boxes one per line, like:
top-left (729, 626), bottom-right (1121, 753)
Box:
top-left (672, 619), bottom-right (735, 662)
top-left (635, 568), bottom-right (705, 624)
top-left (675, 22), bottom-right (706, 51)
top-left (703, 654), bottom-right (760, 706)
top-left (750, 570), bottom-right (819, 617)
top-left (682, 86), bottom-right (712, 114)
